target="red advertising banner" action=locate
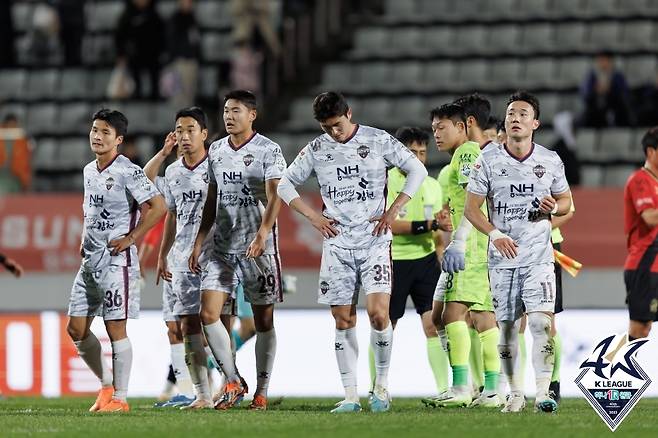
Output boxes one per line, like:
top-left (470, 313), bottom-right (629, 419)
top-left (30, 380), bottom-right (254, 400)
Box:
top-left (0, 189), bottom-right (625, 273)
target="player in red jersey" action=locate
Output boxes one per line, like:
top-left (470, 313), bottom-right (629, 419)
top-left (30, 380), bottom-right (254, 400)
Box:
top-left (624, 127), bottom-right (658, 339)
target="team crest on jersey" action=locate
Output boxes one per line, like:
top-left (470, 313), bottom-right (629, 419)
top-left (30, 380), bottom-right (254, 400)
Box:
top-left (357, 145), bottom-right (370, 158)
top-left (202, 172), bottom-right (209, 183)
top-left (320, 281), bottom-right (329, 295)
top-left (533, 164), bottom-right (546, 178)
top-left (243, 154), bottom-right (255, 167)
top-left (576, 333), bottom-right (651, 431)
top-left (105, 177), bottom-right (115, 190)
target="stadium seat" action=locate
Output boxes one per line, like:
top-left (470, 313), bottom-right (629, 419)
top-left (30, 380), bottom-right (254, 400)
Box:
top-left (356, 62), bottom-right (392, 94)
top-left (597, 128), bottom-right (634, 161)
top-left (385, 0), bottom-right (419, 20)
top-left (480, 0), bottom-right (516, 20)
top-left (58, 137), bottom-right (94, 170)
top-left (457, 25), bottom-right (487, 56)
top-left (574, 129), bottom-right (599, 161)
top-left (285, 99), bottom-right (315, 131)
top-left (553, 23), bottom-right (587, 53)
top-left (58, 69), bottom-right (91, 100)
top-left (201, 32), bottom-right (232, 62)
top-left (535, 94), bottom-right (559, 123)
top-left (0, 69), bottom-right (27, 101)
top-left (32, 138), bottom-right (59, 171)
top-left (619, 21), bottom-right (655, 53)
top-left (390, 28), bottom-right (422, 57)
top-left (394, 96), bottom-right (427, 126)
top-left (623, 55), bottom-right (657, 88)
top-left (322, 64), bottom-right (353, 91)
top-left (390, 62), bottom-right (424, 93)
top-left (582, 0), bottom-right (620, 18)
top-left (359, 97), bottom-right (394, 127)
top-left (521, 57), bottom-right (558, 89)
top-left (627, 129), bottom-right (648, 162)
top-left (26, 103), bottom-right (59, 136)
top-left (121, 102), bottom-right (155, 134)
top-left (89, 69), bottom-right (113, 100)
top-left (515, 0), bottom-right (551, 20)
top-left (586, 22), bottom-right (622, 53)
top-left (85, 1), bottom-right (123, 32)
top-left (580, 165), bottom-right (603, 186)
top-left (417, 27), bottom-right (455, 57)
top-left (196, 1), bottom-right (232, 30)
top-left (58, 102), bottom-right (93, 135)
top-left (555, 58), bottom-right (590, 89)
top-left (197, 66), bottom-right (218, 99)
top-left (519, 23), bottom-right (554, 55)
top-left (489, 59), bottom-right (522, 90)
top-left (351, 28), bottom-right (388, 58)
top-left (533, 129), bottom-right (556, 148)
top-left (455, 60), bottom-right (490, 90)
top-left (24, 69), bottom-right (59, 101)
top-left (488, 25), bottom-right (520, 55)
top-left (10, 2), bottom-right (33, 33)
top-left (421, 61), bottom-right (456, 91)
top-left (0, 103), bottom-right (27, 123)
top-left (602, 165), bottom-right (635, 187)
top-left (550, 0), bottom-right (586, 19)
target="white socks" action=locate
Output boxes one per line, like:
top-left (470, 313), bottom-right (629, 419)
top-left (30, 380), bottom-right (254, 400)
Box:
top-left (111, 338), bottom-right (132, 401)
top-left (255, 329), bottom-right (276, 397)
top-left (184, 334), bottom-right (211, 401)
top-left (73, 332), bottom-right (113, 387)
top-left (498, 320), bottom-right (521, 394)
top-left (438, 329), bottom-right (449, 352)
top-left (528, 312), bottom-right (555, 400)
top-left (203, 320), bottom-right (239, 382)
top-left (335, 328), bottom-right (359, 402)
top-left (171, 342), bottom-right (194, 398)
top-left (370, 322), bottom-right (393, 390)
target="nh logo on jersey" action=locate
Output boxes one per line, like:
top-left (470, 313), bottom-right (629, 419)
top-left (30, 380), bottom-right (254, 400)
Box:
top-left (357, 145), bottom-right (369, 158)
top-left (182, 190), bottom-right (203, 202)
top-left (509, 183), bottom-right (534, 197)
top-left (336, 165), bottom-right (359, 181)
top-left (575, 333), bottom-right (651, 431)
top-left (89, 194), bottom-right (104, 206)
top-left (243, 154), bottom-right (255, 167)
top-left (222, 171), bottom-right (242, 183)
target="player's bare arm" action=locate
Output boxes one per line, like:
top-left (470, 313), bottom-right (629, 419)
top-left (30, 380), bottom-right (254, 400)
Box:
top-left (156, 211), bottom-right (176, 284)
top-left (640, 208), bottom-right (658, 227)
top-left (189, 183), bottom-right (216, 273)
top-left (538, 190), bottom-right (572, 216)
top-left (109, 194), bottom-right (166, 256)
top-left (143, 132), bottom-right (177, 182)
top-left (465, 191), bottom-right (518, 259)
top-left (246, 178), bottom-right (282, 258)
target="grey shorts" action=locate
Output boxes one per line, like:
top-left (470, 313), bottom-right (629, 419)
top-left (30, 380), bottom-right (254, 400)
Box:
top-left (318, 241), bottom-right (392, 306)
top-left (162, 279), bottom-right (178, 322)
top-left (489, 263), bottom-right (556, 321)
top-left (68, 265), bottom-right (140, 320)
top-left (201, 252), bottom-right (283, 305)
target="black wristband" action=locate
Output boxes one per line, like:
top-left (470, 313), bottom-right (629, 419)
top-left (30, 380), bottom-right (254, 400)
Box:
top-left (430, 219), bottom-right (440, 231)
top-left (411, 221), bottom-right (429, 235)
top-left (0, 253), bottom-right (6, 265)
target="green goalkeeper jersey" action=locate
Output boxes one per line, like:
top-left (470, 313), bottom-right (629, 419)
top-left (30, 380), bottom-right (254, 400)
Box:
top-left (448, 141), bottom-right (488, 265)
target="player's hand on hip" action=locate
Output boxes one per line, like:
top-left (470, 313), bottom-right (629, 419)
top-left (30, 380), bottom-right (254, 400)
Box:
top-left (538, 195), bottom-right (557, 214)
top-left (370, 208), bottom-right (397, 236)
top-left (436, 209), bottom-right (453, 232)
top-left (310, 213), bottom-right (339, 238)
top-left (489, 229), bottom-right (518, 259)
top-left (246, 231), bottom-right (267, 258)
top-left (188, 243), bottom-right (202, 274)
top-left (442, 240), bottom-right (466, 273)
top-left (108, 234), bottom-right (135, 256)
top-left (156, 257), bottom-right (171, 285)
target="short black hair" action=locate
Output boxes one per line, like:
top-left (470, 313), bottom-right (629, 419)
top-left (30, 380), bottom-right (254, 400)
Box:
top-left (313, 91), bottom-right (349, 122)
top-left (429, 103), bottom-right (468, 133)
top-left (395, 126), bottom-right (430, 147)
top-left (642, 126), bottom-right (658, 156)
top-left (507, 91), bottom-right (541, 120)
top-left (485, 116), bottom-right (500, 131)
top-left (453, 94), bottom-right (491, 129)
top-left (175, 106), bottom-right (208, 131)
top-left (224, 89), bottom-right (257, 110)
top-left (92, 108), bottom-right (128, 138)
top-left (2, 113), bottom-right (18, 124)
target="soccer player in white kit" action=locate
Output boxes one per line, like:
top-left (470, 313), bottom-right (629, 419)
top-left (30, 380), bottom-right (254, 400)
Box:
top-left (190, 90), bottom-right (286, 411)
top-left (67, 109), bottom-right (166, 412)
top-left (277, 92), bottom-right (427, 413)
top-left (464, 92), bottom-right (572, 413)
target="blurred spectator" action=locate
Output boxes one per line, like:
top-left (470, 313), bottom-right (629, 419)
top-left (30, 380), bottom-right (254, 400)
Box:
top-left (496, 120), bottom-right (507, 144)
top-left (636, 71), bottom-right (658, 126)
top-left (121, 135), bottom-right (144, 167)
top-left (580, 53), bottom-right (635, 127)
top-left (0, 114), bottom-right (32, 193)
top-left (53, 0), bottom-right (85, 66)
top-left (24, 2), bottom-right (62, 66)
top-left (552, 112), bottom-right (581, 186)
top-left (0, 1), bottom-right (16, 66)
top-left (483, 116), bottom-right (500, 143)
top-left (162, 0), bottom-right (201, 108)
top-left (230, 40), bottom-right (264, 96)
top-left (115, 0), bottom-right (165, 99)
top-left (230, 0), bottom-right (281, 57)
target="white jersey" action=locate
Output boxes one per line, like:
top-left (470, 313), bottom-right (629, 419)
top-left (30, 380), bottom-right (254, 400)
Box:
top-left (207, 132), bottom-right (286, 254)
top-left (282, 125), bottom-right (416, 249)
top-left (163, 156), bottom-right (214, 271)
top-left (467, 142), bottom-right (570, 268)
top-left (81, 154), bottom-right (158, 270)
top-left (154, 176), bottom-right (167, 197)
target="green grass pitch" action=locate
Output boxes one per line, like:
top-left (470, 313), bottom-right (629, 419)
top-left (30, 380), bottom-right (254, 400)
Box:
top-left (1, 397), bottom-right (656, 437)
